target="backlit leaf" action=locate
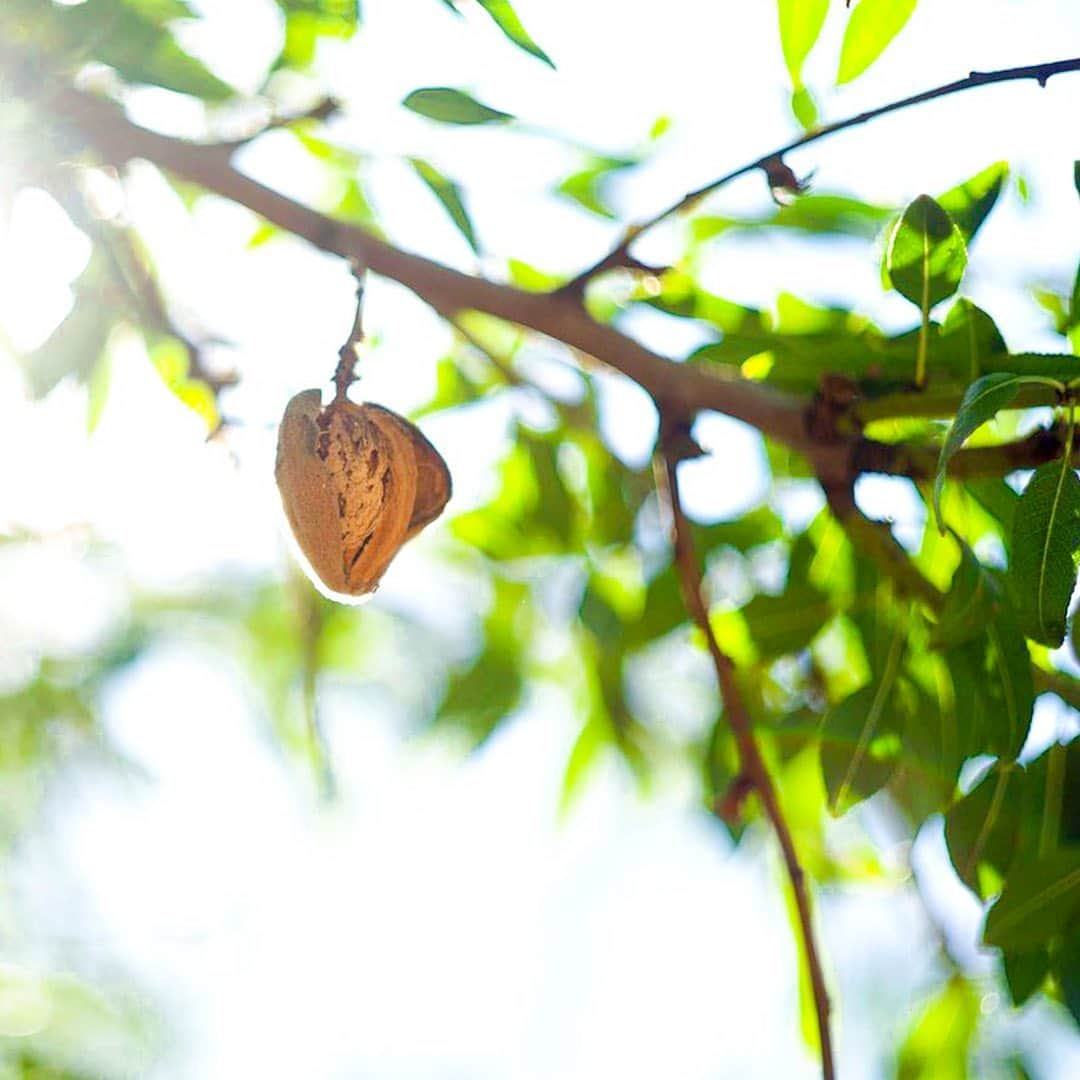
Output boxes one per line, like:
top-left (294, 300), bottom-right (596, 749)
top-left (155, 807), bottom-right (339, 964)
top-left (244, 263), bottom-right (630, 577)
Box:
top-left (1009, 457), bottom-right (1080, 646)
top-left (887, 195), bottom-right (967, 312)
top-left (403, 87), bottom-right (514, 124)
top-left (837, 0), bottom-right (918, 85)
top-left (933, 373), bottom-right (1033, 527)
top-left (938, 161), bottom-right (1009, 245)
top-left (983, 851), bottom-right (1080, 950)
top-left (410, 157), bottom-right (479, 252)
top-left (945, 764), bottom-right (1023, 894)
top-left (476, 0), bottom-right (554, 67)
top-left (777, 0), bottom-right (829, 86)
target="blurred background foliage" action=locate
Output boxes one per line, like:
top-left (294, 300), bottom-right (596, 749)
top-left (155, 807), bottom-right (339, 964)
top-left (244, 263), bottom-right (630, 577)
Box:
top-left (0, 0), bottom-right (1079, 1076)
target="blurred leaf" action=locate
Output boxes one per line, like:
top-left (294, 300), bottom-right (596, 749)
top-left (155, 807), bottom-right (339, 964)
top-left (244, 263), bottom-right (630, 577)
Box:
top-left (1008, 457), bottom-right (1080, 647)
top-left (559, 712), bottom-right (608, 813)
top-left (403, 87), bottom-right (514, 124)
top-left (1003, 946), bottom-right (1050, 1006)
top-left (556, 155), bottom-right (636, 219)
top-left (945, 764), bottom-right (1023, 893)
top-left (938, 161), bottom-right (1008, 245)
top-left (47, 0), bottom-right (234, 99)
top-left (777, 0), bottom-right (829, 86)
top-left (691, 194), bottom-right (893, 242)
top-left (837, 0), bottom-right (918, 85)
top-left (475, 0), bottom-right (554, 67)
top-left (931, 546), bottom-right (994, 649)
top-left (790, 86), bottom-right (819, 130)
top-left (410, 157), bottom-right (479, 252)
top-left (741, 582), bottom-right (831, 658)
top-left (895, 978), bottom-right (979, 1080)
top-left (273, 0), bottom-right (361, 69)
top-left (22, 299), bottom-right (112, 399)
top-left (438, 577), bottom-right (529, 745)
top-left (983, 850), bottom-right (1080, 950)
top-left (1052, 929), bottom-right (1080, 1025)
top-left (821, 665), bottom-right (909, 814)
top-left (887, 195), bottom-right (967, 312)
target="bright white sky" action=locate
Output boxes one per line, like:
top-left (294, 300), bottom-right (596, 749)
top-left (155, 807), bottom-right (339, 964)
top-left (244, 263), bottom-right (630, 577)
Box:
top-left (1, 0), bottom-right (1080, 1076)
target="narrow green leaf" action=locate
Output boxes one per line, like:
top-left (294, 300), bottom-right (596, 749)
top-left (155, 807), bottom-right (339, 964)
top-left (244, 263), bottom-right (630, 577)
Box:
top-left (1074, 161), bottom-right (1080, 199)
top-left (402, 87), bottom-right (514, 125)
top-left (409, 157), bottom-right (479, 253)
top-left (475, 0), bottom-right (554, 67)
top-left (933, 373), bottom-right (1030, 526)
top-left (983, 851), bottom-right (1080, 950)
top-left (938, 161), bottom-right (1009, 245)
top-left (837, 0), bottom-right (918, 85)
top-left (777, 0), bottom-right (829, 86)
top-left (887, 195), bottom-right (967, 311)
top-left (790, 86), bottom-right (819, 130)
top-left (1009, 457), bottom-right (1080, 646)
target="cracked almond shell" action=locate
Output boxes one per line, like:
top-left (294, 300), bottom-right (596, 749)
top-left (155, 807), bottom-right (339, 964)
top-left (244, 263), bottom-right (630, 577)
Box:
top-left (275, 389), bottom-right (451, 597)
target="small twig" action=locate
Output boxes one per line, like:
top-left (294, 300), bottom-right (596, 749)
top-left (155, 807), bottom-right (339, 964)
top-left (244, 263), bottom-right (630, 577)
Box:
top-left (655, 413), bottom-right (835, 1080)
top-left (566, 56), bottom-right (1080, 291)
top-left (332, 259), bottom-right (367, 403)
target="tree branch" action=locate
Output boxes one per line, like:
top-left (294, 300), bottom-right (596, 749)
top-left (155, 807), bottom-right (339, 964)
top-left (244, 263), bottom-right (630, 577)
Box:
top-left (50, 84), bottom-right (816, 452)
top-left (567, 56), bottom-right (1080, 289)
top-left (656, 421), bottom-right (835, 1080)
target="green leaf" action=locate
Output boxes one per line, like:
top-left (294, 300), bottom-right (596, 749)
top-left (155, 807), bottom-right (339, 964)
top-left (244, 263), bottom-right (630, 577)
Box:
top-left (821, 654), bottom-right (908, 814)
top-left (741, 582), bottom-right (831, 658)
top-left (790, 86), bottom-right (819, 130)
top-left (1009, 457), bottom-right (1080, 647)
top-left (1074, 161), bottom-right (1080, 199)
top-left (940, 299), bottom-right (1007, 381)
top-left (402, 87), bottom-right (514, 125)
top-left (1052, 930), bottom-right (1080, 1025)
top-left (777, 0), bottom-right (829, 86)
top-left (895, 978), bottom-right (979, 1080)
top-left (931, 546), bottom-right (995, 649)
top-left (933, 373), bottom-right (1035, 526)
top-left (53, 0), bottom-right (235, 99)
top-left (837, 0), bottom-right (918, 85)
top-left (556, 155), bottom-right (636, 219)
top-left (942, 580), bottom-right (1033, 764)
top-left (438, 577), bottom-right (529, 746)
top-left (983, 850), bottom-right (1080, 950)
top-left (945, 764), bottom-right (1023, 893)
top-left (1003, 947), bottom-right (1050, 1006)
top-left (475, 0), bottom-right (554, 67)
top-left (409, 157), bottom-right (479, 253)
top-left (887, 195), bottom-right (967, 312)
top-left (938, 161), bottom-right (1009, 245)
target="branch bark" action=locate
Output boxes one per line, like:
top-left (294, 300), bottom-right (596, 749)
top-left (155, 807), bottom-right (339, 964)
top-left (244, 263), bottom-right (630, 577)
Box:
top-left (656, 429), bottom-right (835, 1080)
top-left (52, 85), bottom-right (814, 451)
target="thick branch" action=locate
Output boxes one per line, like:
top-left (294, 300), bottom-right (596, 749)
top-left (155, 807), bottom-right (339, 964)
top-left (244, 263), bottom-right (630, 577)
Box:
top-left (571, 56), bottom-right (1080, 286)
top-left (656, 430), bottom-right (835, 1080)
top-left (52, 85), bottom-right (812, 451)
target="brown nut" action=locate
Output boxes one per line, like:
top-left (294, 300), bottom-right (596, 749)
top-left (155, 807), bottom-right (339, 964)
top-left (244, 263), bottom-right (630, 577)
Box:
top-left (275, 389), bottom-right (451, 597)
